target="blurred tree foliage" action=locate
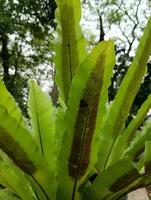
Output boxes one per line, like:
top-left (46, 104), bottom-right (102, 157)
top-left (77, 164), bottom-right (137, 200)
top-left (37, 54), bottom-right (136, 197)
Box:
top-left (0, 0), bottom-right (56, 116)
top-left (81, 0), bottom-right (151, 121)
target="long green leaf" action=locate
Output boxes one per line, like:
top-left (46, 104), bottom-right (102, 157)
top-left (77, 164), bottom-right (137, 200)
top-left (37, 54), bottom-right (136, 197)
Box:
top-left (57, 41), bottom-right (115, 200)
top-left (28, 177), bottom-right (50, 200)
top-left (55, 0), bottom-right (87, 103)
top-left (89, 42), bottom-right (115, 170)
top-left (0, 80), bottom-right (25, 127)
top-left (0, 105), bottom-right (57, 200)
top-left (144, 141), bottom-right (151, 173)
top-left (0, 189), bottom-right (20, 200)
top-left (96, 17), bottom-right (151, 172)
top-left (0, 156), bottom-right (34, 200)
top-left (124, 119), bottom-right (151, 161)
top-left (108, 94), bottom-right (151, 165)
top-left (55, 100), bottom-right (66, 160)
top-left (68, 41), bottom-right (115, 179)
top-left (28, 80), bottom-right (56, 170)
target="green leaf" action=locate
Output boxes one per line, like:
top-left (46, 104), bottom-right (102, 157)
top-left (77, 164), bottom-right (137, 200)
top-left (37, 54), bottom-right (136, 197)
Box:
top-left (28, 80), bottom-right (56, 170)
top-left (89, 41), bottom-right (115, 170)
top-left (124, 119), bottom-right (151, 161)
top-left (0, 189), bottom-right (20, 200)
top-left (55, 100), bottom-right (66, 160)
top-left (0, 80), bottom-right (25, 127)
top-left (0, 156), bottom-right (34, 200)
top-left (82, 158), bottom-right (140, 200)
top-left (108, 94), bottom-right (151, 165)
top-left (144, 141), bottom-right (151, 173)
top-left (0, 105), bottom-right (57, 200)
top-left (96, 17), bottom-right (151, 172)
top-left (68, 41), bottom-right (115, 179)
top-left (55, 0), bottom-right (87, 103)
top-left (57, 40), bottom-right (115, 200)
top-left (137, 142), bottom-right (151, 190)
top-left (28, 177), bottom-right (50, 200)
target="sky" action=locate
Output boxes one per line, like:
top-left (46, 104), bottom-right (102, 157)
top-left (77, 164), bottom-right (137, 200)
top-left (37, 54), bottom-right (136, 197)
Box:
top-left (81, 0), bottom-right (151, 56)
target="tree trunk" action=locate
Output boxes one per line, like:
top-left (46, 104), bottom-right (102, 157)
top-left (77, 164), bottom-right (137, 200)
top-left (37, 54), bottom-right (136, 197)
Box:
top-left (98, 15), bottom-right (105, 42)
top-left (1, 34), bottom-right (10, 88)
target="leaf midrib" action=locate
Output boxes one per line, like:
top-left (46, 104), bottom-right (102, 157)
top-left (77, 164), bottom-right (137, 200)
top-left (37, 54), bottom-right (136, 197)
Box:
top-left (65, 0), bottom-right (72, 82)
top-left (32, 87), bottom-right (44, 156)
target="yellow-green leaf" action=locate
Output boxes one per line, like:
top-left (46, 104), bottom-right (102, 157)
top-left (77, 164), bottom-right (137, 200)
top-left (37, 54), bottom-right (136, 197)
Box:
top-left (0, 80), bottom-right (25, 127)
top-left (55, 0), bottom-right (87, 103)
top-left (28, 80), bottom-right (56, 171)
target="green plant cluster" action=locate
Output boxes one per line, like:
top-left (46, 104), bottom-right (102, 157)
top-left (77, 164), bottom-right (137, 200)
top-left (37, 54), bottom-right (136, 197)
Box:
top-left (0, 0), bottom-right (150, 200)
